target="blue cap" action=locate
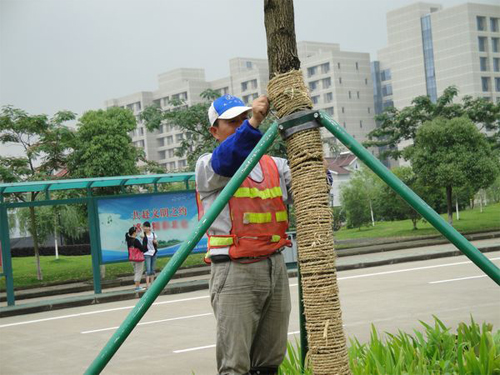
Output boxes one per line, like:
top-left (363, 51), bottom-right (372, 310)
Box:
top-left (208, 95), bottom-right (251, 126)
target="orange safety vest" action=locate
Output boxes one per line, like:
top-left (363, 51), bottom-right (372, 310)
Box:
top-left (197, 155), bottom-right (291, 262)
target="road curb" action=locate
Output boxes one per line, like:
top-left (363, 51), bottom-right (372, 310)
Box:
top-left (1, 245), bottom-right (498, 318)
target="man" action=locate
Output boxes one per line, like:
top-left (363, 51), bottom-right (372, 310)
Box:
top-left (195, 94), bottom-right (292, 375)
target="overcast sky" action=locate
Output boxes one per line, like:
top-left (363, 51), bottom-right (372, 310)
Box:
top-left (0, 0), bottom-right (497, 156)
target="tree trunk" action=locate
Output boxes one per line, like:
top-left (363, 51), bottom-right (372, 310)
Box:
top-left (265, 1), bottom-right (350, 374)
top-left (479, 190), bottom-right (484, 212)
top-left (29, 205), bottom-right (43, 280)
top-left (369, 200), bottom-right (375, 227)
top-left (446, 185), bottom-right (453, 225)
top-left (455, 198), bottom-right (460, 221)
top-left (412, 217), bottom-right (418, 230)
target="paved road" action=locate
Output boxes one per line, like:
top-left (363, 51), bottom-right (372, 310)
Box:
top-left (1, 252), bottom-right (499, 375)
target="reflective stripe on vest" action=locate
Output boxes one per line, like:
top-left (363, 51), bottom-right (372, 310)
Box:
top-left (234, 186), bottom-right (283, 200)
top-left (243, 212), bottom-right (272, 224)
top-left (208, 236), bottom-right (234, 247)
top-left (276, 210), bottom-right (288, 222)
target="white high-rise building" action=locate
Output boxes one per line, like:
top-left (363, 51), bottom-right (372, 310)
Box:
top-left (373, 2), bottom-right (500, 112)
top-left (105, 42), bottom-right (377, 171)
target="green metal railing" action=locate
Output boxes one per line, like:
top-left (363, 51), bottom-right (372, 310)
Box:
top-left (86, 111), bottom-right (500, 374)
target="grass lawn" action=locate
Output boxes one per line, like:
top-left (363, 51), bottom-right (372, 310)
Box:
top-left (334, 202), bottom-right (500, 241)
top-left (0, 253), bottom-right (205, 291)
top-left (1, 204), bottom-right (498, 291)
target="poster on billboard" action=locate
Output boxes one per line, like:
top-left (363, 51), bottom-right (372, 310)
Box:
top-left (97, 191), bottom-right (207, 264)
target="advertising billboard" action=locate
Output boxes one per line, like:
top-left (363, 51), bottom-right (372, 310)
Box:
top-left (97, 191), bottom-right (207, 264)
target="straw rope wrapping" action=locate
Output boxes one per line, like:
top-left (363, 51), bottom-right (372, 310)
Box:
top-left (268, 71), bottom-right (350, 375)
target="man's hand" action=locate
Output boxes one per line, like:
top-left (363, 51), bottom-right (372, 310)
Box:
top-left (249, 96), bottom-right (270, 129)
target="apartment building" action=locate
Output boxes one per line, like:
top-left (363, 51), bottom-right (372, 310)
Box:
top-left (105, 42), bottom-right (377, 171)
top-left (373, 2), bottom-right (500, 112)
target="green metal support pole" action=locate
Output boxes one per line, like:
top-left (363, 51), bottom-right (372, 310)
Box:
top-left (318, 111), bottom-right (500, 286)
top-left (87, 196), bottom-right (102, 294)
top-left (0, 205), bottom-right (15, 306)
top-left (85, 121), bottom-right (279, 374)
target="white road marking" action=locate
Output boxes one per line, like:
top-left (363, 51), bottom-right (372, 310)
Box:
top-left (0, 295), bottom-right (209, 329)
top-left (2, 256), bottom-right (498, 330)
top-left (289, 256), bottom-right (500, 285)
top-left (173, 331), bottom-right (301, 354)
top-left (81, 313), bottom-right (213, 334)
top-left (429, 275), bottom-right (488, 284)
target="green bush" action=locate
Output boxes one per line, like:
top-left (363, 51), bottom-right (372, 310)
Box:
top-left (278, 317), bottom-right (500, 375)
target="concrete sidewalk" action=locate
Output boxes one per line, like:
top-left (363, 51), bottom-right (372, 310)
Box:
top-left (1, 235), bottom-right (499, 318)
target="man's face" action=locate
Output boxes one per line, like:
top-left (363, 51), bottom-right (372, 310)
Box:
top-left (209, 112), bottom-right (248, 142)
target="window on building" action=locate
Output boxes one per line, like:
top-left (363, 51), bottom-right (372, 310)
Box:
top-left (251, 79), bottom-right (258, 89)
top-left (158, 138), bottom-right (165, 147)
top-left (381, 69), bottom-right (392, 81)
top-left (325, 107), bottom-right (334, 116)
top-left (478, 36), bottom-right (488, 52)
top-left (307, 66), bottom-right (317, 77)
top-left (168, 162), bottom-right (176, 170)
top-left (339, 77), bottom-right (342, 84)
top-left (311, 95), bottom-right (320, 104)
top-left (167, 135), bottom-right (173, 145)
top-left (383, 100), bottom-right (394, 109)
top-left (241, 81), bottom-right (248, 91)
top-left (365, 78), bottom-right (368, 85)
top-left (178, 160), bottom-right (187, 168)
top-left (139, 127), bottom-right (144, 135)
top-left (357, 91), bottom-right (360, 99)
top-left (252, 93), bottom-right (259, 100)
top-left (484, 96), bottom-right (492, 101)
top-left (324, 92), bottom-right (333, 103)
top-left (355, 62), bottom-right (359, 70)
top-left (337, 62), bottom-right (341, 69)
top-left (342, 107), bottom-right (345, 113)
top-left (246, 61), bottom-right (253, 69)
top-left (482, 77), bottom-right (491, 92)
top-left (242, 94), bottom-right (251, 104)
top-left (492, 37), bottom-right (499, 53)
top-left (308, 81), bottom-right (318, 91)
top-left (159, 150), bottom-right (166, 159)
top-left (176, 134), bottom-right (183, 142)
top-left (492, 18), bottom-right (499, 32)
top-left (320, 63), bottom-right (330, 74)
top-left (495, 77), bottom-right (500, 92)
top-left (477, 16), bottom-right (487, 31)
top-left (348, 91), bottom-right (352, 99)
top-left (162, 97), bottom-right (169, 106)
top-left (322, 77), bottom-right (331, 89)
top-left (360, 120), bottom-right (363, 128)
top-left (343, 122), bottom-right (346, 128)
top-left (368, 107), bottom-right (371, 114)
top-left (168, 149), bottom-right (175, 158)
top-left (494, 58), bottom-right (500, 72)
top-left (382, 84), bottom-right (393, 96)
top-left (480, 57), bottom-right (489, 71)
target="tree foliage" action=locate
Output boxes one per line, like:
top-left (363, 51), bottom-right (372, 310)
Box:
top-left (0, 106), bottom-right (76, 280)
top-left (68, 107), bottom-right (141, 178)
top-left (406, 117), bottom-right (499, 224)
top-left (365, 87), bottom-right (500, 159)
top-left (340, 171), bottom-right (373, 229)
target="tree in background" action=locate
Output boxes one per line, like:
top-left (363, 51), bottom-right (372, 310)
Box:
top-left (485, 176), bottom-right (500, 204)
top-left (0, 106), bottom-right (76, 280)
top-left (365, 87), bottom-right (500, 159)
top-left (373, 167), bottom-right (424, 230)
top-left (340, 172), bottom-right (372, 230)
top-left (141, 89), bottom-right (220, 170)
top-left (406, 117), bottom-right (499, 225)
top-left (68, 107), bottom-right (141, 178)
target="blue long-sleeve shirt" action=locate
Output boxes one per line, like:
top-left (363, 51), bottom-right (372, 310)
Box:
top-left (211, 120), bottom-right (262, 177)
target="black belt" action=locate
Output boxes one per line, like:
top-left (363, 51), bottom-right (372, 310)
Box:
top-left (210, 254), bottom-right (231, 263)
top-left (210, 250), bottom-right (283, 264)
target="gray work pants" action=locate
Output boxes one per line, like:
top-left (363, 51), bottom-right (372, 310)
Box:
top-left (210, 252), bottom-right (291, 375)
